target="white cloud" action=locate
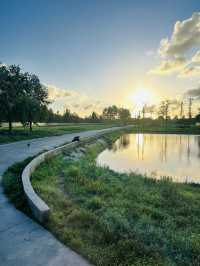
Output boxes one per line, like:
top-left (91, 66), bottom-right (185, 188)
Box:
top-left (46, 84), bottom-right (106, 116)
top-left (150, 12), bottom-right (200, 77)
top-left (159, 12), bottom-right (200, 59)
top-left (192, 50), bottom-right (200, 63)
top-left (179, 65), bottom-right (200, 78)
top-left (149, 56), bottom-right (186, 75)
top-left (46, 84), bottom-right (72, 101)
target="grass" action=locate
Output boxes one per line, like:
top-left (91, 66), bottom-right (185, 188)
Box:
top-left (1, 120), bottom-right (200, 145)
top-left (2, 130), bottom-right (200, 265)
top-left (2, 157), bottom-right (34, 215)
top-left (0, 122), bottom-right (123, 144)
top-left (132, 120), bottom-right (200, 135)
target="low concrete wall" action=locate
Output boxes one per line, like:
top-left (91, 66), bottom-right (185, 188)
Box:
top-left (21, 126), bottom-right (133, 223)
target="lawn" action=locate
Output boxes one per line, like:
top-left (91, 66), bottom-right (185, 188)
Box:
top-left (3, 130), bottom-right (200, 266)
top-left (1, 121), bottom-right (200, 145)
top-left (0, 122), bottom-right (123, 144)
top-left (132, 120), bottom-right (200, 135)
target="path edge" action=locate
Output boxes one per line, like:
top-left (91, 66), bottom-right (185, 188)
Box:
top-left (21, 125), bottom-right (133, 223)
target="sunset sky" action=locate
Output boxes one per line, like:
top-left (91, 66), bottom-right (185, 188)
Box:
top-left (1, 0), bottom-right (200, 116)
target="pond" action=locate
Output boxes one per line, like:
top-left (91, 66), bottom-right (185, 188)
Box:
top-left (97, 133), bottom-right (200, 183)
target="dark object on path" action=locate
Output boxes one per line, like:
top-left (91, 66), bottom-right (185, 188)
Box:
top-left (72, 136), bottom-right (80, 142)
top-left (27, 143), bottom-right (31, 148)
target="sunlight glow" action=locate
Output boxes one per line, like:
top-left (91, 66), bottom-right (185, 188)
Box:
top-left (130, 88), bottom-right (155, 109)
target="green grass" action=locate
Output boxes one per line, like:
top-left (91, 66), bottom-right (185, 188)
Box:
top-left (31, 132), bottom-right (200, 266)
top-left (0, 122), bottom-right (123, 144)
top-left (2, 157), bottom-right (34, 215)
top-left (1, 121), bottom-right (200, 144)
top-left (3, 130), bottom-right (200, 265)
top-left (132, 121), bottom-right (200, 135)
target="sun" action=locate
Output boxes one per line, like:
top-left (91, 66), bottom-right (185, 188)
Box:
top-left (131, 88), bottom-right (154, 109)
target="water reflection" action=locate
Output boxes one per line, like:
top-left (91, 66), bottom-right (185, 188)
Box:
top-left (97, 134), bottom-right (200, 183)
top-left (112, 134), bottom-right (130, 152)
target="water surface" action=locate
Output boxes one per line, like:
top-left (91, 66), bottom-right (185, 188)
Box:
top-left (97, 133), bottom-right (200, 183)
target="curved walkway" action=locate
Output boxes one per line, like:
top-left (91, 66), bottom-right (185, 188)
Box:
top-left (0, 127), bottom-right (130, 266)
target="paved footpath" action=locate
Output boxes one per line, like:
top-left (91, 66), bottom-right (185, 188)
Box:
top-left (0, 127), bottom-right (125, 266)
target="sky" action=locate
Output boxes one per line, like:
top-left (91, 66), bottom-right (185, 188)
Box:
top-left (1, 0), bottom-right (200, 116)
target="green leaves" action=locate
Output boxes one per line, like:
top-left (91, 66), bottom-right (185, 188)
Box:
top-left (0, 64), bottom-right (49, 131)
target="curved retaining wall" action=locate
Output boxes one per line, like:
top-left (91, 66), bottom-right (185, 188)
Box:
top-left (22, 126), bottom-right (133, 223)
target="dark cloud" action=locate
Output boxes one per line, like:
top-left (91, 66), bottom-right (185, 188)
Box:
top-left (185, 86), bottom-right (200, 99)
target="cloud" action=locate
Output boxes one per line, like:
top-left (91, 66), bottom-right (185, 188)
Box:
top-left (72, 103), bottom-right (80, 108)
top-left (159, 12), bottom-right (200, 58)
top-left (192, 50), bottom-right (200, 63)
top-left (45, 84), bottom-right (107, 116)
top-left (150, 12), bottom-right (200, 77)
top-left (83, 104), bottom-right (93, 110)
top-left (149, 57), bottom-right (186, 75)
top-left (179, 65), bottom-right (200, 78)
top-left (184, 85), bottom-right (200, 99)
top-left (47, 84), bottom-right (72, 101)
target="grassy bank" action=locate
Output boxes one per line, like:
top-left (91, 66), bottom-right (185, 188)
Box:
top-left (2, 157), bottom-right (34, 215)
top-left (0, 122), bottom-right (122, 144)
top-left (132, 121), bottom-right (200, 135)
top-left (3, 131), bottom-right (200, 265)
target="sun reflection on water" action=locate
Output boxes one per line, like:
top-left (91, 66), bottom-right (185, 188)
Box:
top-left (97, 133), bottom-right (200, 183)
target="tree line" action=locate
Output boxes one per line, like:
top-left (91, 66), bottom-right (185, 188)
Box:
top-left (1, 63), bottom-right (199, 133)
top-left (40, 106), bottom-right (131, 124)
top-left (0, 64), bottom-right (132, 132)
top-left (139, 99), bottom-right (200, 122)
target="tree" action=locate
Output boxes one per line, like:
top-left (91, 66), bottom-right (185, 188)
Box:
top-left (102, 105), bottom-right (118, 120)
top-left (18, 74), bottom-right (49, 131)
top-left (0, 64), bottom-right (49, 131)
top-left (70, 112), bottom-right (81, 122)
top-left (195, 113), bottom-right (200, 123)
top-left (118, 108), bottom-right (131, 124)
top-left (39, 105), bottom-right (49, 122)
top-left (89, 111), bottom-right (99, 122)
top-left (142, 104), bottom-right (147, 119)
top-left (146, 105), bottom-right (156, 119)
top-left (180, 101), bottom-right (184, 118)
top-left (63, 108), bottom-right (72, 122)
top-left (188, 97), bottom-right (193, 119)
top-left (140, 104), bottom-right (156, 120)
top-left (0, 64), bottom-right (25, 132)
top-left (158, 100), bottom-right (170, 120)
top-left (45, 108), bottom-right (54, 123)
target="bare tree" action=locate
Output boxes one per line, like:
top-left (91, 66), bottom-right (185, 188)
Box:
top-left (159, 100), bottom-right (170, 120)
top-left (188, 97), bottom-right (193, 119)
top-left (180, 101), bottom-right (184, 118)
top-left (142, 104), bottom-right (147, 119)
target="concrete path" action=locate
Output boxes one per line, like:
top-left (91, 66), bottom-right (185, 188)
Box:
top-left (0, 127), bottom-right (126, 266)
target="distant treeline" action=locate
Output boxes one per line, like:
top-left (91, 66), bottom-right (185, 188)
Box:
top-left (0, 63), bottom-right (131, 132)
top-left (46, 105), bottom-right (131, 124)
top-left (1, 63), bottom-right (200, 132)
